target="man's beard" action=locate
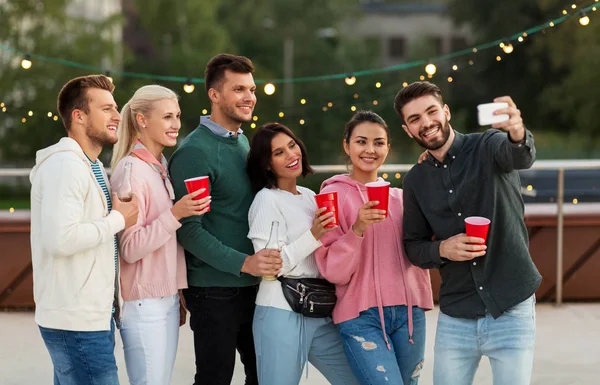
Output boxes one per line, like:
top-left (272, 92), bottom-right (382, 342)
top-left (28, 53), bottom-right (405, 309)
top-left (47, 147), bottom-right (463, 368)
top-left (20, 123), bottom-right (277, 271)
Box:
top-left (221, 103), bottom-right (252, 125)
top-left (85, 122), bottom-right (117, 147)
top-left (412, 118), bottom-right (451, 151)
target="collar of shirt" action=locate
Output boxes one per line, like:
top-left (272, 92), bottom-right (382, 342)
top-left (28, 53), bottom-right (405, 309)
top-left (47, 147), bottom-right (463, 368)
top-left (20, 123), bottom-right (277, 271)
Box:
top-left (426, 130), bottom-right (466, 167)
top-left (200, 115), bottom-right (244, 138)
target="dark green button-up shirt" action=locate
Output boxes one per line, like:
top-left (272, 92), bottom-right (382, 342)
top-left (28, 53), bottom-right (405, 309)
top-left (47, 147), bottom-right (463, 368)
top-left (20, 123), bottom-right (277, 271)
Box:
top-left (402, 129), bottom-right (542, 319)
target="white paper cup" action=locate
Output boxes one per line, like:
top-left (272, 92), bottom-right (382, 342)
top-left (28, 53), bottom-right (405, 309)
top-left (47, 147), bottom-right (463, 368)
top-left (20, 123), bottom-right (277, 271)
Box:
top-left (477, 102), bottom-right (509, 126)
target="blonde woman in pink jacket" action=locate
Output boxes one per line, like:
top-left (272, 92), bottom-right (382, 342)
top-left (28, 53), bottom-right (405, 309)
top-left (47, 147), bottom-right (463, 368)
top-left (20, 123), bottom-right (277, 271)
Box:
top-left (110, 85), bottom-right (210, 385)
top-left (316, 110), bottom-right (434, 385)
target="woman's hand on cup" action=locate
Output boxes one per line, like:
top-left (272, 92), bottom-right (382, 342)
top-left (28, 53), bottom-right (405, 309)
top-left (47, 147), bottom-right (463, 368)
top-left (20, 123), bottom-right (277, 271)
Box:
top-left (171, 189), bottom-right (211, 220)
top-left (352, 201), bottom-right (386, 237)
top-left (310, 207), bottom-right (337, 240)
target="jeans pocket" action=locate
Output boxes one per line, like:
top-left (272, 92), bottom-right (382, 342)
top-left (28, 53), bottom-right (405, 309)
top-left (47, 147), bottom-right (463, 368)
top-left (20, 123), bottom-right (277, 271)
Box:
top-left (40, 327), bottom-right (74, 375)
top-left (205, 287), bottom-right (239, 300)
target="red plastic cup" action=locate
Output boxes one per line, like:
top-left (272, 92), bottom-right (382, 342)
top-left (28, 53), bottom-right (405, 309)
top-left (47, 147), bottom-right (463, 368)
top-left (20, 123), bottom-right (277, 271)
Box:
top-left (184, 176), bottom-right (210, 212)
top-left (366, 181), bottom-right (390, 217)
top-left (464, 216), bottom-right (491, 244)
top-left (315, 192), bottom-right (339, 228)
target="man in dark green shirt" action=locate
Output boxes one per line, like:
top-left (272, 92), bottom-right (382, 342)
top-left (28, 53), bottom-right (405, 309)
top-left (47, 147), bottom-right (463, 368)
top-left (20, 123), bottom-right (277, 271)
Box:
top-left (169, 54), bottom-right (282, 385)
top-left (395, 82), bottom-right (541, 385)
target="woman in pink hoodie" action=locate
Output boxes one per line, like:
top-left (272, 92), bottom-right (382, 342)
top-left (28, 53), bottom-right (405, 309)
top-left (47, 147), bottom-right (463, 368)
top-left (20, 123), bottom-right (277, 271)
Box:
top-left (316, 110), bottom-right (434, 385)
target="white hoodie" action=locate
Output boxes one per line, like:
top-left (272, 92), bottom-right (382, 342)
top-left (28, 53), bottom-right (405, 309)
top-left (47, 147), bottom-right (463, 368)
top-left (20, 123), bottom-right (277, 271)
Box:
top-left (30, 137), bottom-right (125, 331)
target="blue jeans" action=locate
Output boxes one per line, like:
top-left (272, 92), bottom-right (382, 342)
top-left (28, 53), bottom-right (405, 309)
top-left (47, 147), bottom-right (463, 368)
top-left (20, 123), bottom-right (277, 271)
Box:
top-left (433, 295), bottom-right (536, 385)
top-left (253, 305), bottom-right (359, 385)
top-left (39, 320), bottom-right (119, 385)
top-left (338, 306), bottom-right (426, 385)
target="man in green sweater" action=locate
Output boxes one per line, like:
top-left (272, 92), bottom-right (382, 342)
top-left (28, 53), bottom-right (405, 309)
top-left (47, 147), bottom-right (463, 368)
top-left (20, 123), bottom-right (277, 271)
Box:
top-left (169, 54), bottom-right (282, 385)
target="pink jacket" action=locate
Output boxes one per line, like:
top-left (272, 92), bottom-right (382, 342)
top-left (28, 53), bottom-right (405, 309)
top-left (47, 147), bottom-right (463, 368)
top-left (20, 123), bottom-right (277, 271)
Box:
top-left (315, 175), bottom-right (433, 346)
top-left (111, 155), bottom-right (187, 301)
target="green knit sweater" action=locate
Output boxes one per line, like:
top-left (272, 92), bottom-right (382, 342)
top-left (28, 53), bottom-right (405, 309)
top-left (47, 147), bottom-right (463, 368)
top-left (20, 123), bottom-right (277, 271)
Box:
top-left (169, 125), bottom-right (259, 287)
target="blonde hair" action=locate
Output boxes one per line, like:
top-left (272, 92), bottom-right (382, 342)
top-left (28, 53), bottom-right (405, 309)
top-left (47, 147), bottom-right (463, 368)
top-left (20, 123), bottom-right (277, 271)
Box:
top-left (111, 85), bottom-right (179, 170)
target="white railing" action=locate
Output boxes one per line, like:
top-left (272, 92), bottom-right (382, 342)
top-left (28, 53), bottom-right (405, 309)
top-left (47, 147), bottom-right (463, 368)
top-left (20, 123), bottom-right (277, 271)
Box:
top-left (2, 159), bottom-right (600, 305)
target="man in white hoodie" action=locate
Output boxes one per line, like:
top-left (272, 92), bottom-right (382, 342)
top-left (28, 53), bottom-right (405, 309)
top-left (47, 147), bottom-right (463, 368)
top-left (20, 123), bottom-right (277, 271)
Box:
top-left (30, 74), bottom-right (139, 385)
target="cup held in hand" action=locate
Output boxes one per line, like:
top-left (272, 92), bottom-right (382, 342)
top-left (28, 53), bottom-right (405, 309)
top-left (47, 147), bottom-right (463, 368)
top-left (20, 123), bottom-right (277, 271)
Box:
top-left (464, 216), bottom-right (491, 245)
top-left (184, 176), bottom-right (210, 212)
top-left (477, 102), bottom-right (509, 126)
top-left (315, 192), bottom-right (339, 228)
top-left (366, 181), bottom-right (390, 218)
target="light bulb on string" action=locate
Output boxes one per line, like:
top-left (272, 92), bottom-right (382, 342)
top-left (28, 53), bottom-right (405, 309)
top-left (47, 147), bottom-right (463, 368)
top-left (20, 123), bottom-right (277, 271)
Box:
top-left (549, 21), bottom-right (555, 27)
top-left (21, 54), bottom-right (32, 70)
top-left (425, 63), bottom-right (437, 76)
top-left (419, 75), bottom-right (425, 81)
top-left (402, 82), bottom-right (408, 87)
top-left (350, 106), bottom-right (356, 112)
top-left (562, 9), bottom-right (568, 15)
top-left (0, 102), bottom-right (4, 107)
top-left (202, 109), bottom-right (208, 114)
top-left (502, 42), bottom-right (514, 54)
top-left (344, 75), bottom-right (356, 86)
top-left (264, 82), bottom-right (276, 95)
top-left (183, 79), bottom-right (195, 94)
top-left (579, 12), bottom-right (590, 26)
top-left (375, 82), bottom-right (381, 88)
top-left (496, 56), bottom-right (502, 62)
top-left (253, 116), bottom-right (258, 122)
top-left (518, 36), bottom-right (524, 43)
top-left (47, 112), bottom-right (53, 117)
top-left (452, 64), bottom-right (458, 71)
top-left (250, 123), bottom-right (256, 129)
top-left (447, 77), bottom-right (453, 83)
top-left (28, 110), bottom-right (33, 117)
top-left (571, 4), bottom-right (577, 9)
top-left (353, 93), bottom-right (359, 99)
top-left (300, 98), bottom-right (306, 105)
top-left (299, 119), bottom-right (305, 125)
top-left (278, 112), bottom-right (284, 118)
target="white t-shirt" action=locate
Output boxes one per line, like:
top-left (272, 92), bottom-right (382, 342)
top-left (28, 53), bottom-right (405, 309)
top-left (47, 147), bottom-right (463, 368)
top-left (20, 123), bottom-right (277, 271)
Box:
top-left (248, 186), bottom-right (322, 310)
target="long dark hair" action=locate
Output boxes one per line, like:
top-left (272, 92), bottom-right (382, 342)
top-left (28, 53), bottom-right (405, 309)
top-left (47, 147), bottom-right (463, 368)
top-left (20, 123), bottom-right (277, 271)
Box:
top-left (247, 123), bottom-right (314, 193)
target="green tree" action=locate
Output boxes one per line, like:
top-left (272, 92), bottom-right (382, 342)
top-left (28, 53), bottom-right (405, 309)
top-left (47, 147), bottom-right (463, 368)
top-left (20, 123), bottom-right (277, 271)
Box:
top-left (0, 0), bottom-right (121, 163)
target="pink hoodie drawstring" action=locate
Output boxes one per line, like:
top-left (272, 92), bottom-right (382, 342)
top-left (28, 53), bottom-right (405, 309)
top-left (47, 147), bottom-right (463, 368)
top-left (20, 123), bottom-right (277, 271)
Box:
top-left (356, 185), bottom-right (392, 350)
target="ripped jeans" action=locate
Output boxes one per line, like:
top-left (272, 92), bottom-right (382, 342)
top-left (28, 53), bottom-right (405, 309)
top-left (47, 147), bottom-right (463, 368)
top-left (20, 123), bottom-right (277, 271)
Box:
top-left (338, 306), bottom-right (426, 385)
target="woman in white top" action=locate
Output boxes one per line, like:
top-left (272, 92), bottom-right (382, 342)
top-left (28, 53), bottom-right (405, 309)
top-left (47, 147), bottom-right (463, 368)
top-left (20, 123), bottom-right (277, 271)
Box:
top-left (247, 123), bottom-right (359, 385)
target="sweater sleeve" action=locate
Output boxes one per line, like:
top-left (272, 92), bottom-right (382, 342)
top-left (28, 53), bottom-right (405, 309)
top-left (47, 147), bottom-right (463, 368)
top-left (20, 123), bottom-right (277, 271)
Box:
top-left (169, 144), bottom-right (248, 276)
top-left (40, 156), bottom-right (125, 258)
top-left (315, 186), bottom-right (364, 285)
top-left (248, 190), bottom-right (321, 276)
top-left (111, 159), bottom-right (181, 264)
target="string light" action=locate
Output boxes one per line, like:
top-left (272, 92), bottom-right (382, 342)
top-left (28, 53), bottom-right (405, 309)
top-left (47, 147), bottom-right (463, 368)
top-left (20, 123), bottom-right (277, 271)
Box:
top-left (425, 63), bottom-right (437, 76)
top-left (573, 198), bottom-right (578, 204)
top-left (53, 116), bottom-right (58, 121)
top-left (47, 112), bottom-right (52, 117)
top-left (579, 12), bottom-right (590, 26)
top-left (472, 48), bottom-right (478, 53)
top-left (9, 208), bottom-right (14, 213)
top-left (344, 75), bottom-right (357, 86)
top-left (419, 75), bottom-right (425, 81)
top-left (447, 77), bottom-right (453, 83)
top-left (518, 36), bottom-right (524, 42)
top-left (0, 102), bottom-right (4, 107)
top-left (562, 9), bottom-right (568, 15)
top-left (322, 107), bottom-right (328, 112)
top-left (375, 82), bottom-right (382, 88)
top-left (1, 107), bottom-right (6, 113)
top-left (183, 79), bottom-right (195, 94)
top-left (549, 21), bottom-right (555, 27)
top-left (250, 123), bottom-right (256, 129)
top-left (402, 82), bottom-right (408, 87)
top-left (263, 82), bottom-right (275, 95)
top-left (252, 116), bottom-right (258, 121)
top-left (27, 110), bottom-right (33, 116)
top-left (572, 3), bottom-right (577, 9)
top-left (372, 100), bottom-right (378, 105)
top-left (202, 109), bottom-right (208, 114)
top-left (502, 43), bottom-right (514, 54)
top-left (353, 93), bottom-right (359, 99)
top-left (522, 32), bottom-right (528, 37)
top-left (21, 55), bottom-right (32, 70)
top-left (278, 112), bottom-right (284, 117)
top-left (468, 60), bottom-right (474, 65)
top-left (327, 102), bottom-right (333, 107)
top-left (496, 56), bottom-right (502, 61)
top-left (299, 119), bottom-right (305, 125)
top-left (21, 118), bottom-right (26, 123)
top-left (382, 173), bottom-right (389, 179)
top-left (350, 106), bottom-right (357, 111)
top-left (300, 98), bottom-right (306, 105)
top-left (452, 65), bottom-right (458, 71)
top-left (395, 173), bottom-right (401, 179)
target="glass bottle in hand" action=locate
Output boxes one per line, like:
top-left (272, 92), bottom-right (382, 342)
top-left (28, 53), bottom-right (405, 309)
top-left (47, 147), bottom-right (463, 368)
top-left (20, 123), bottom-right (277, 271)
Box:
top-left (119, 162), bottom-right (133, 202)
top-left (263, 221), bottom-right (280, 281)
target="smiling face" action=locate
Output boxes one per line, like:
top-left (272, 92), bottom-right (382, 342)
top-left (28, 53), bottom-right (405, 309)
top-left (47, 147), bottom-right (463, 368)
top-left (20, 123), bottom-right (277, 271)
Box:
top-left (137, 98), bottom-right (181, 149)
top-left (401, 94), bottom-right (451, 151)
top-left (344, 121), bottom-right (390, 176)
top-left (210, 69), bottom-right (256, 126)
top-left (270, 132), bottom-right (303, 182)
top-left (81, 87), bottom-right (121, 146)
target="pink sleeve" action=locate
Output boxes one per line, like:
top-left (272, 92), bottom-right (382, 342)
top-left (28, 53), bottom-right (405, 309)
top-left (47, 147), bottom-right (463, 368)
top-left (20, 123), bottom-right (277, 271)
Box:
top-left (315, 187), bottom-right (364, 285)
top-left (115, 165), bottom-right (181, 264)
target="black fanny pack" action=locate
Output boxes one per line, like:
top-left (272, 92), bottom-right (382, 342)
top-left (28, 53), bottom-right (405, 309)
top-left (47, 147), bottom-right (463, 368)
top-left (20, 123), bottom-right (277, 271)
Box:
top-left (277, 276), bottom-right (337, 318)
